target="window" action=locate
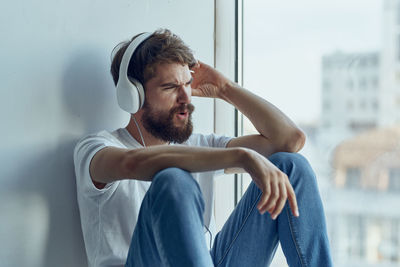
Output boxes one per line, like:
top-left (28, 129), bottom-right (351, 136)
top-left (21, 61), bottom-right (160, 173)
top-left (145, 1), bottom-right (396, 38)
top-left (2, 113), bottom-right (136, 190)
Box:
top-left (323, 80), bottom-right (331, 91)
top-left (390, 220), bottom-right (400, 262)
top-left (398, 34), bottom-right (400, 62)
top-left (323, 59), bottom-right (331, 70)
top-left (370, 55), bottom-right (379, 66)
top-left (347, 101), bottom-right (354, 111)
top-left (346, 168), bottom-right (361, 188)
top-left (347, 215), bottom-right (365, 259)
top-left (365, 218), bottom-right (400, 262)
top-left (358, 57), bottom-right (367, 68)
top-left (398, 3), bottom-right (400, 26)
top-left (372, 77), bottom-right (379, 89)
top-left (388, 168), bottom-right (400, 192)
top-left (242, 1), bottom-right (396, 266)
top-left (348, 121), bottom-right (377, 131)
top-left (347, 79), bottom-right (354, 90)
top-left (323, 101), bottom-right (331, 111)
top-left (359, 78), bottom-right (367, 90)
top-left (366, 218), bottom-right (384, 262)
top-left (360, 99), bottom-right (366, 110)
top-left (372, 100), bottom-right (379, 110)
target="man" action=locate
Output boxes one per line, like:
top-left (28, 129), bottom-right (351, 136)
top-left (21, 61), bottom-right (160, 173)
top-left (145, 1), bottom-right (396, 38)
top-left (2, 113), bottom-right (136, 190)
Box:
top-left (74, 29), bottom-right (333, 267)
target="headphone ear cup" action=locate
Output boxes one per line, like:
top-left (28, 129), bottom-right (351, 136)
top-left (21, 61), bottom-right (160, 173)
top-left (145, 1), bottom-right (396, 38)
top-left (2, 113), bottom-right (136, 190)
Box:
top-left (116, 77), bottom-right (143, 114)
top-left (129, 77), bottom-right (145, 109)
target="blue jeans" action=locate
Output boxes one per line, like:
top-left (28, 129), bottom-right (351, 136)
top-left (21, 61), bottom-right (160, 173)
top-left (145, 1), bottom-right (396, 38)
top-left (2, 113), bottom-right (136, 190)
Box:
top-left (125, 152), bottom-right (333, 267)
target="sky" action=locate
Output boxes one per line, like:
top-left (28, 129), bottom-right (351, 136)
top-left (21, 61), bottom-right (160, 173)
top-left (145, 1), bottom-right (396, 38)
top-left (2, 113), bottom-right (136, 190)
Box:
top-left (243, 0), bottom-right (382, 124)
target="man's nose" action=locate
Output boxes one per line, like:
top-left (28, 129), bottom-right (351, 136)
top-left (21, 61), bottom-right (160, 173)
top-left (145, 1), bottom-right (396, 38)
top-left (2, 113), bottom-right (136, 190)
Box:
top-left (177, 85), bottom-right (191, 103)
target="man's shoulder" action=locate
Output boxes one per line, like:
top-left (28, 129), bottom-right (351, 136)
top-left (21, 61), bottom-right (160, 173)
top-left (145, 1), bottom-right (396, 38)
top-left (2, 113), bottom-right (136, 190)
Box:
top-left (76, 129), bottom-right (120, 146)
top-left (74, 129), bottom-right (126, 157)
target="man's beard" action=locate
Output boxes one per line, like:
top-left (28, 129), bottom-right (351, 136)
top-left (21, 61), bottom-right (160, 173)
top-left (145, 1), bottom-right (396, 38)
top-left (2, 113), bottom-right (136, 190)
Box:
top-left (141, 102), bottom-right (195, 144)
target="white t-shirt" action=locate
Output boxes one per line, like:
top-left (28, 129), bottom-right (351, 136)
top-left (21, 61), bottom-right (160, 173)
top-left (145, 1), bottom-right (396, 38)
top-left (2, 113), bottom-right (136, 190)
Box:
top-left (73, 128), bottom-right (232, 267)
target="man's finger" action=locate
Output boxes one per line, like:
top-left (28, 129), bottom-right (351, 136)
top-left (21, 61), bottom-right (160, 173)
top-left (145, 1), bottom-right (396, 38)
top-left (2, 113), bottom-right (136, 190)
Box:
top-left (191, 59), bottom-right (200, 70)
top-left (270, 182), bottom-right (287, 220)
top-left (286, 181), bottom-right (299, 217)
top-left (257, 183), bottom-right (271, 213)
top-left (260, 178), bottom-right (279, 214)
top-left (191, 88), bottom-right (202, 96)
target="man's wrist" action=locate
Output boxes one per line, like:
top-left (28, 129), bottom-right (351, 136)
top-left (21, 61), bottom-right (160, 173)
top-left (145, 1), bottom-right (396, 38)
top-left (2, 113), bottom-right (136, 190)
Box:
top-left (220, 81), bottom-right (240, 103)
top-left (224, 147), bottom-right (250, 174)
top-left (234, 147), bottom-right (251, 168)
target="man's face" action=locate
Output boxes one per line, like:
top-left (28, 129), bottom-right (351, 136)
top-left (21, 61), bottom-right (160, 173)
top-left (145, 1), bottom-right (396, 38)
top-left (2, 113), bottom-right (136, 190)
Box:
top-left (141, 62), bottom-right (195, 143)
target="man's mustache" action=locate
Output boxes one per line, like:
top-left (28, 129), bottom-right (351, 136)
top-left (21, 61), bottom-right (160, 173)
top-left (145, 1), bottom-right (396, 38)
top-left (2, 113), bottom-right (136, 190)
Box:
top-left (171, 103), bottom-right (195, 114)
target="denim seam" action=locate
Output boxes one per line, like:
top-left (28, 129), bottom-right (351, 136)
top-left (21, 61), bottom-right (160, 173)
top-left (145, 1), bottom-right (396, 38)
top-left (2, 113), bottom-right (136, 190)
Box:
top-left (286, 206), bottom-right (307, 267)
top-left (150, 188), bottom-right (171, 267)
top-left (215, 191), bottom-right (262, 267)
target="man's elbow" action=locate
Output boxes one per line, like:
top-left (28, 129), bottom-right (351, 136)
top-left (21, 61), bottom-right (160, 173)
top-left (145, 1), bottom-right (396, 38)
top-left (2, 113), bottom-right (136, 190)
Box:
top-left (283, 129), bottom-right (306, 153)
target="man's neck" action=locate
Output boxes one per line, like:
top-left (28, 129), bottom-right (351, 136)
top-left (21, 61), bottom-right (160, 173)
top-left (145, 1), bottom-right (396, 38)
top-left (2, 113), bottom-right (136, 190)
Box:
top-left (125, 115), bottom-right (168, 147)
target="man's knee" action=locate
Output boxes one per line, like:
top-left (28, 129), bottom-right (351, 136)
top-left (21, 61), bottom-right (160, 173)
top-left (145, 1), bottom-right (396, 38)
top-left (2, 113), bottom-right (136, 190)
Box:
top-left (150, 167), bottom-right (202, 202)
top-left (269, 152), bottom-right (309, 167)
top-left (268, 152), bottom-right (316, 184)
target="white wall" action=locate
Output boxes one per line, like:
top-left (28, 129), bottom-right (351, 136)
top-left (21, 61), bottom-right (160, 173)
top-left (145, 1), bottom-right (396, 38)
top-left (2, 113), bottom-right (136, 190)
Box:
top-left (0, 1), bottom-right (214, 266)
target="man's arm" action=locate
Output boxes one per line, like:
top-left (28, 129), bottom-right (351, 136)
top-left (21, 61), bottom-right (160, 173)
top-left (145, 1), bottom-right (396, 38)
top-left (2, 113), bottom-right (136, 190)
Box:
top-left (90, 144), bottom-right (298, 219)
top-left (91, 145), bottom-right (245, 183)
top-left (222, 83), bottom-right (305, 156)
top-left (190, 61), bottom-right (304, 218)
top-left (191, 61), bottom-right (305, 157)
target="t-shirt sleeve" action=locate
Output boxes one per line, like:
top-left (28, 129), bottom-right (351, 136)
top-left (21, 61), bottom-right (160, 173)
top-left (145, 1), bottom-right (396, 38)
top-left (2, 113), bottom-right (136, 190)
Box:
top-left (73, 133), bottom-right (119, 197)
top-left (204, 133), bottom-right (233, 148)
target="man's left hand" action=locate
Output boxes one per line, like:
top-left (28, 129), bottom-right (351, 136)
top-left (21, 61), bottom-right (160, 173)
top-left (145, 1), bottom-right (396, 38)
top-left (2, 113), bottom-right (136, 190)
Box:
top-left (190, 60), bottom-right (232, 100)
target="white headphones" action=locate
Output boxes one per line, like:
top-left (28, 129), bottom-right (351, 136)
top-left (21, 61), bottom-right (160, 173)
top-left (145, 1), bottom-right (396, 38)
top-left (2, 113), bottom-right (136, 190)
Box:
top-left (116, 32), bottom-right (152, 114)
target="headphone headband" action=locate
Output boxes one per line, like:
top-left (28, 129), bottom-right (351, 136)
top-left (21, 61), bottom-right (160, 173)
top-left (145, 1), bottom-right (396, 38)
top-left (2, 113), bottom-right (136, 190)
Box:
top-left (118, 32), bottom-right (152, 83)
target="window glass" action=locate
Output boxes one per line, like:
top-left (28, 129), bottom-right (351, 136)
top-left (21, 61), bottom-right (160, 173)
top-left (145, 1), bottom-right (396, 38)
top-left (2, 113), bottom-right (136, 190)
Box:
top-left (242, 0), bottom-right (400, 266)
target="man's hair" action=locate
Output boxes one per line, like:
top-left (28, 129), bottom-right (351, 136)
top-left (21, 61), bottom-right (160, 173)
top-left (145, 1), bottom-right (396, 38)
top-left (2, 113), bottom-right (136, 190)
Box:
top-left (110, 29), bottom-right (196, 87)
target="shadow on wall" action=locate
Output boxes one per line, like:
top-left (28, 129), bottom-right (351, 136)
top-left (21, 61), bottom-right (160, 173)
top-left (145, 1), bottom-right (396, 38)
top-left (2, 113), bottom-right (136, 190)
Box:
top-left (58, 48), bottom-right (127, 265)
top-left (62, 47), bottom-right (127, 133)
top-left (0, 49), bottom-right (127, 267)
top-left (1, 139), bottom-right (88, 267)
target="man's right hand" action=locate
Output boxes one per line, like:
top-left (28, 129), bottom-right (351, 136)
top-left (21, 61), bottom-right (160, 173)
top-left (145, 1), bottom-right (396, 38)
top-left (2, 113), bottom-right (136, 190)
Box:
top-left (241, 149), bottom-right (299, 220)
